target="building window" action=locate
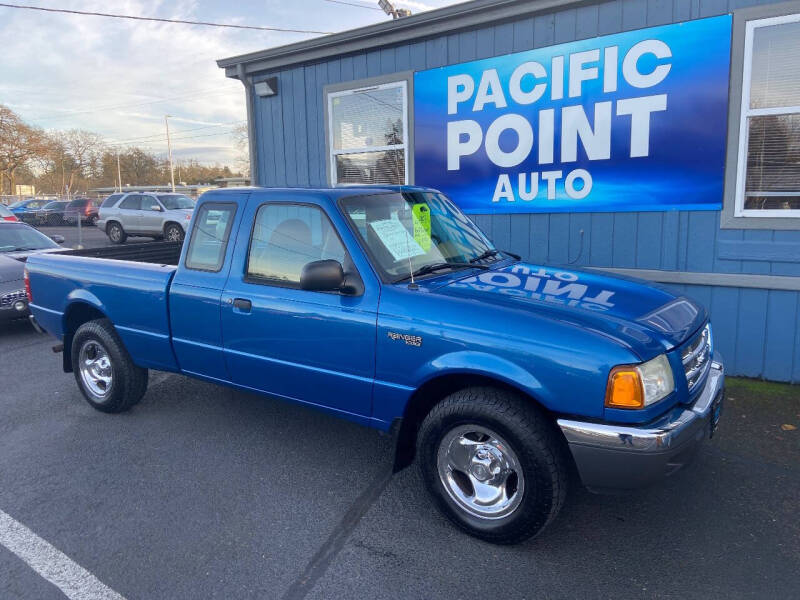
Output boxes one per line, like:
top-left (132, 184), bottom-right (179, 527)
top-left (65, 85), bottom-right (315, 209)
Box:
top-left (735, 13), bottom-right (800, 217)
top-left (327, 81), bottom-right (408, 186)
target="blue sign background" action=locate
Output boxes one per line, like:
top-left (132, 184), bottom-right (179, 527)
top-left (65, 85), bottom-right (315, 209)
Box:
top-left (413, 16), bottom-right (732, 214)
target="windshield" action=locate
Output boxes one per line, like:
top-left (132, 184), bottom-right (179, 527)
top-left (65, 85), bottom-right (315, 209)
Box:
top-left (158, 195), bottom-right (194, 210)
top-left (0, 224), bottom-right (59, 252)
top-left (43, 201), bottom-right (65, 209)
top-left (340, 191), bottom-right (497, 281)
top-left (0, 205), bottom-right (13, 217)
top-left (8, 200), bottom-right (26, 209)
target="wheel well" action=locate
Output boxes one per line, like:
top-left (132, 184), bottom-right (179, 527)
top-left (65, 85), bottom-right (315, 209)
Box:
top-left (105, 220), bottom-right (121, 233)
top-left (392, 374), bottom-right (550, 473)
top-left (163, 221), bottom-right (182, 233)
top-left (62, 303), bottom-right (107, 372)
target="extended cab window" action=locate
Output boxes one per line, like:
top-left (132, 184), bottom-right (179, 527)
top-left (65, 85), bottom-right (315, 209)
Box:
top-left (185, 203), bottom-right (236, 272)
top-left (246, 204), bottom-right (347, 286)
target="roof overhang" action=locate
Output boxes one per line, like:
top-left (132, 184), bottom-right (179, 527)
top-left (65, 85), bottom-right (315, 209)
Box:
top-left (217, 0), bottom-right (591, 79)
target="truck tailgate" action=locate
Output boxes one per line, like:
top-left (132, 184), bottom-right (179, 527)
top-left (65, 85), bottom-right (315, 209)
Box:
top-left (26, 253), bottom-right (179, 371)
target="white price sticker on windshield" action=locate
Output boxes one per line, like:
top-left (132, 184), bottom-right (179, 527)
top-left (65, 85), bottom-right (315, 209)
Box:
top-left (369, 219), bottom-right (426, 261)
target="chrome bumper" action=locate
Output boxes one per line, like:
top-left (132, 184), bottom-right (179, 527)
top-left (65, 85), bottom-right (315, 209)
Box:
top-left (557, 353), bottom-right (724, 491)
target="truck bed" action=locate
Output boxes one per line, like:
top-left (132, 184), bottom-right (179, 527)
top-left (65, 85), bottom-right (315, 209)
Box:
top-left (26, 243), bottom-right (181, 372)
top-left (59, 241), bottom-right (182, 265)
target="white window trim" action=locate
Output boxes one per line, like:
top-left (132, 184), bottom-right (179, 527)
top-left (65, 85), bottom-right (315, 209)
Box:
top-left (734, 12), bottom-right (800, 218)
top-left (327, 80), bottom-right (409, 186)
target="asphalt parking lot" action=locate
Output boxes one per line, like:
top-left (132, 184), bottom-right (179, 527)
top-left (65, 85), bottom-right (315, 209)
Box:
top-left (34, 222), bottom-right (133, 249)
top-left (2, 232), bottom-right (799, 599)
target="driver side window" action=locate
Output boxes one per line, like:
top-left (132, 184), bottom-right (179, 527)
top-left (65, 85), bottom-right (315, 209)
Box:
top-left (246, 204), bottom-right (347, 287)
top-left (142, 195), bottom-right (160, 211)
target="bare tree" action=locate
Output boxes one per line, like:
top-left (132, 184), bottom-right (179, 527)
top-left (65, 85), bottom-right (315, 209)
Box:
top-left (233, 122), bottom-right (250, 178)
top-left (61, 129), bottom-right (105, 194)
top-left (0, 104), bottom-right (47, 195)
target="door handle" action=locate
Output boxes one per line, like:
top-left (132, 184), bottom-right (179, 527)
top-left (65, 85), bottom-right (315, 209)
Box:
top-left (232, 298), bottom-right (252, 313)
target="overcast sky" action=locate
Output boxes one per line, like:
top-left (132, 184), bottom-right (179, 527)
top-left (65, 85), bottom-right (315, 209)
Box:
top-left (0, 0), bottom-right (461, 167)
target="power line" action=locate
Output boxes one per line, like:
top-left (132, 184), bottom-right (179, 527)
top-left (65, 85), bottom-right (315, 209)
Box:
top-left (322, 0), bottom-right (382, 10)
top-left (0, 3), bottom-right (334, 34)
top-left (107, 121), bottom-right (246, 146)
top-left (110, 127), bottom-right (244, 149)
top-left (28, 88), bottom-right (241, 123)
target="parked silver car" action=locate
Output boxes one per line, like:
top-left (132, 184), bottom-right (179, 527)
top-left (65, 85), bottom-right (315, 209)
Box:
top-left (97, 192), bottom-right (195, 244)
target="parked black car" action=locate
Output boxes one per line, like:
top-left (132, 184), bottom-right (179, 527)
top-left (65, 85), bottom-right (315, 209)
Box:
top-left (64, 198), bottom-right (100, 225)
top-left (0, 222), bottom-right (65, 324)
top-left (35, 200), bottom-right (70, 226)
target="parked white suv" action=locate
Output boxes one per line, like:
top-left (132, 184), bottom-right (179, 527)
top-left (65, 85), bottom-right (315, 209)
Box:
top-left (97, 192), bottom-right (195, 244)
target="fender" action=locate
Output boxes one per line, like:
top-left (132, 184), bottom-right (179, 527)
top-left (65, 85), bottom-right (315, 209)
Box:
top-left (416, 350), bottom-right (552, 409)
top-left (61, 293), bottom-right (110, 373)
top-left (64, 288), bottom-right (108, 321)
top-left (388, 351), bottom-right (552, 473)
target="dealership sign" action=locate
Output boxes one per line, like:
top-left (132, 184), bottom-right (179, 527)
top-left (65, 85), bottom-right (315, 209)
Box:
top-left (413, 16), bottom-right (732, 214)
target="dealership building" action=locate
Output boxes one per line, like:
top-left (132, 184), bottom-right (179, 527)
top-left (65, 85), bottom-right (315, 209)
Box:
top-left (218, 0), bottom-right (800, 382)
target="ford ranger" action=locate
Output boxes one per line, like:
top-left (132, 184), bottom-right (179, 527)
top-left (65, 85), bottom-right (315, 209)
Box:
top-left (25, 186), bottom-right (724, 544)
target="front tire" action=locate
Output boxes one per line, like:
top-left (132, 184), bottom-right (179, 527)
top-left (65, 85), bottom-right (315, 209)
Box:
top-left (417, 387), bottom-right (568, 544)
top-left (71, 319), bottom-right (148, 413)
top-left (164, 223), bottom-right (184, 243)
top-left (107, 222), bottom-right (126, 244)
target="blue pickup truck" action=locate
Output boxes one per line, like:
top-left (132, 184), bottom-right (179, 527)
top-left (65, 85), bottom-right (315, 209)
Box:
top-left (25, 186), bottom-right (723, 544)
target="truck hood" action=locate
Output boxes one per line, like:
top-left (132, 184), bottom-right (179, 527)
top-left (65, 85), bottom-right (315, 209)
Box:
top-left (435, 262), bottom-right (706, 355)
top-left (0, 248), bottom-right (67, 275)
top-left (0, 254), bottom-right (24, 283)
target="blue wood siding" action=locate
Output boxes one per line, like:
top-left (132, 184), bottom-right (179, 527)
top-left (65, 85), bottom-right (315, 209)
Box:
top-left (249, 0), bottom-right (800, 382)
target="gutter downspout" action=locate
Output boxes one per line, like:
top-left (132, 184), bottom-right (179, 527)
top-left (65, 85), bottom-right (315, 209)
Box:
top-left (236, 63), bottom-right (259, 186)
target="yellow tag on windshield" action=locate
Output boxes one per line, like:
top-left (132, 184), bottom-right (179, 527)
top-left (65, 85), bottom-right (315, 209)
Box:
top-left (412, 204), bottom-right (432, 251)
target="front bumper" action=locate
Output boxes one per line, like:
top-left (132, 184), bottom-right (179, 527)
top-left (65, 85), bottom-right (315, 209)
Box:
top-left (0, 288), bottom-right (30, 322)
top-left (557, 353), bottom-right (724, 491)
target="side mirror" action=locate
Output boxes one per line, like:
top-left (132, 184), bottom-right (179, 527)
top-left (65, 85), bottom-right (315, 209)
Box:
top-left (300, 259), bottom-right (345, 292)
top-left (150, 204), bottom-right (163, 212)
top-left (50, 235), bottom-right (65, 244)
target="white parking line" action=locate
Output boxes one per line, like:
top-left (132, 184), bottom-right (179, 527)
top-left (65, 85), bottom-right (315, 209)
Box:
top-left (0, 509), bottom-right (125, 600)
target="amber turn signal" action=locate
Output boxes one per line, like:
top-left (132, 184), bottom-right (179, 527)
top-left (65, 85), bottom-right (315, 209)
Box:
top-left (605, 366), bottom-right (644, 409)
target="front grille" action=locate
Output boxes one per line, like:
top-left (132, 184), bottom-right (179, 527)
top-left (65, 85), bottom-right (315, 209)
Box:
top-left (682, 324), bottom-right (711, 393)
top-left (0, 289), bottom-right (26, 308)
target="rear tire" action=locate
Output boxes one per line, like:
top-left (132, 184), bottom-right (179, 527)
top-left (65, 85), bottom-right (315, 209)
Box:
top-left (417, 387), bottom-right (568, 544)
top-left (71, 318), bottom-right (148, 413)
top-left (164, 223), bottom-right (184, 243)
top-left (107, 222), bottom-right (126, 244)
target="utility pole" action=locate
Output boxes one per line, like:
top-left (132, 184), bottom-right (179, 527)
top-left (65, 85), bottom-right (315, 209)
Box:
top-left (165, 115), bottom-right (176, 192)
top-left (378, 0), bottom-right (411, 19)
top-left (116, 150), bottom-right (122, 192)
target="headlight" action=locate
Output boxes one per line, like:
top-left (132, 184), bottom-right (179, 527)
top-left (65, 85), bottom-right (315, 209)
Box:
top-left (605, 354), bottom-right (675, 409)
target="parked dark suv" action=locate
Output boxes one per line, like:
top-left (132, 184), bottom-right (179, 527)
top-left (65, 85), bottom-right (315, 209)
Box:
top-left (35, 201), bottom-right (70, 226)
top-left (64, 198), bottom-right (100, 225)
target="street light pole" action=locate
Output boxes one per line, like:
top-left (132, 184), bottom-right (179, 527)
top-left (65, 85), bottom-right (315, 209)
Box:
top-left (116, 150), bottom-right (122, 192)
top-left (165, 115), bottom-right (176, 192)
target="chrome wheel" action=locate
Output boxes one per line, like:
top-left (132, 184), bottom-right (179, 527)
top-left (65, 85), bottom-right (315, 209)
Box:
top-left (108, 225), bottom-right (121, 242)
top-left (78, 340), bottom-right (113, 399)
top-left (436, 424), bottom-right (524, 520)
top-left (165, 226), bottom-right (183, 242)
